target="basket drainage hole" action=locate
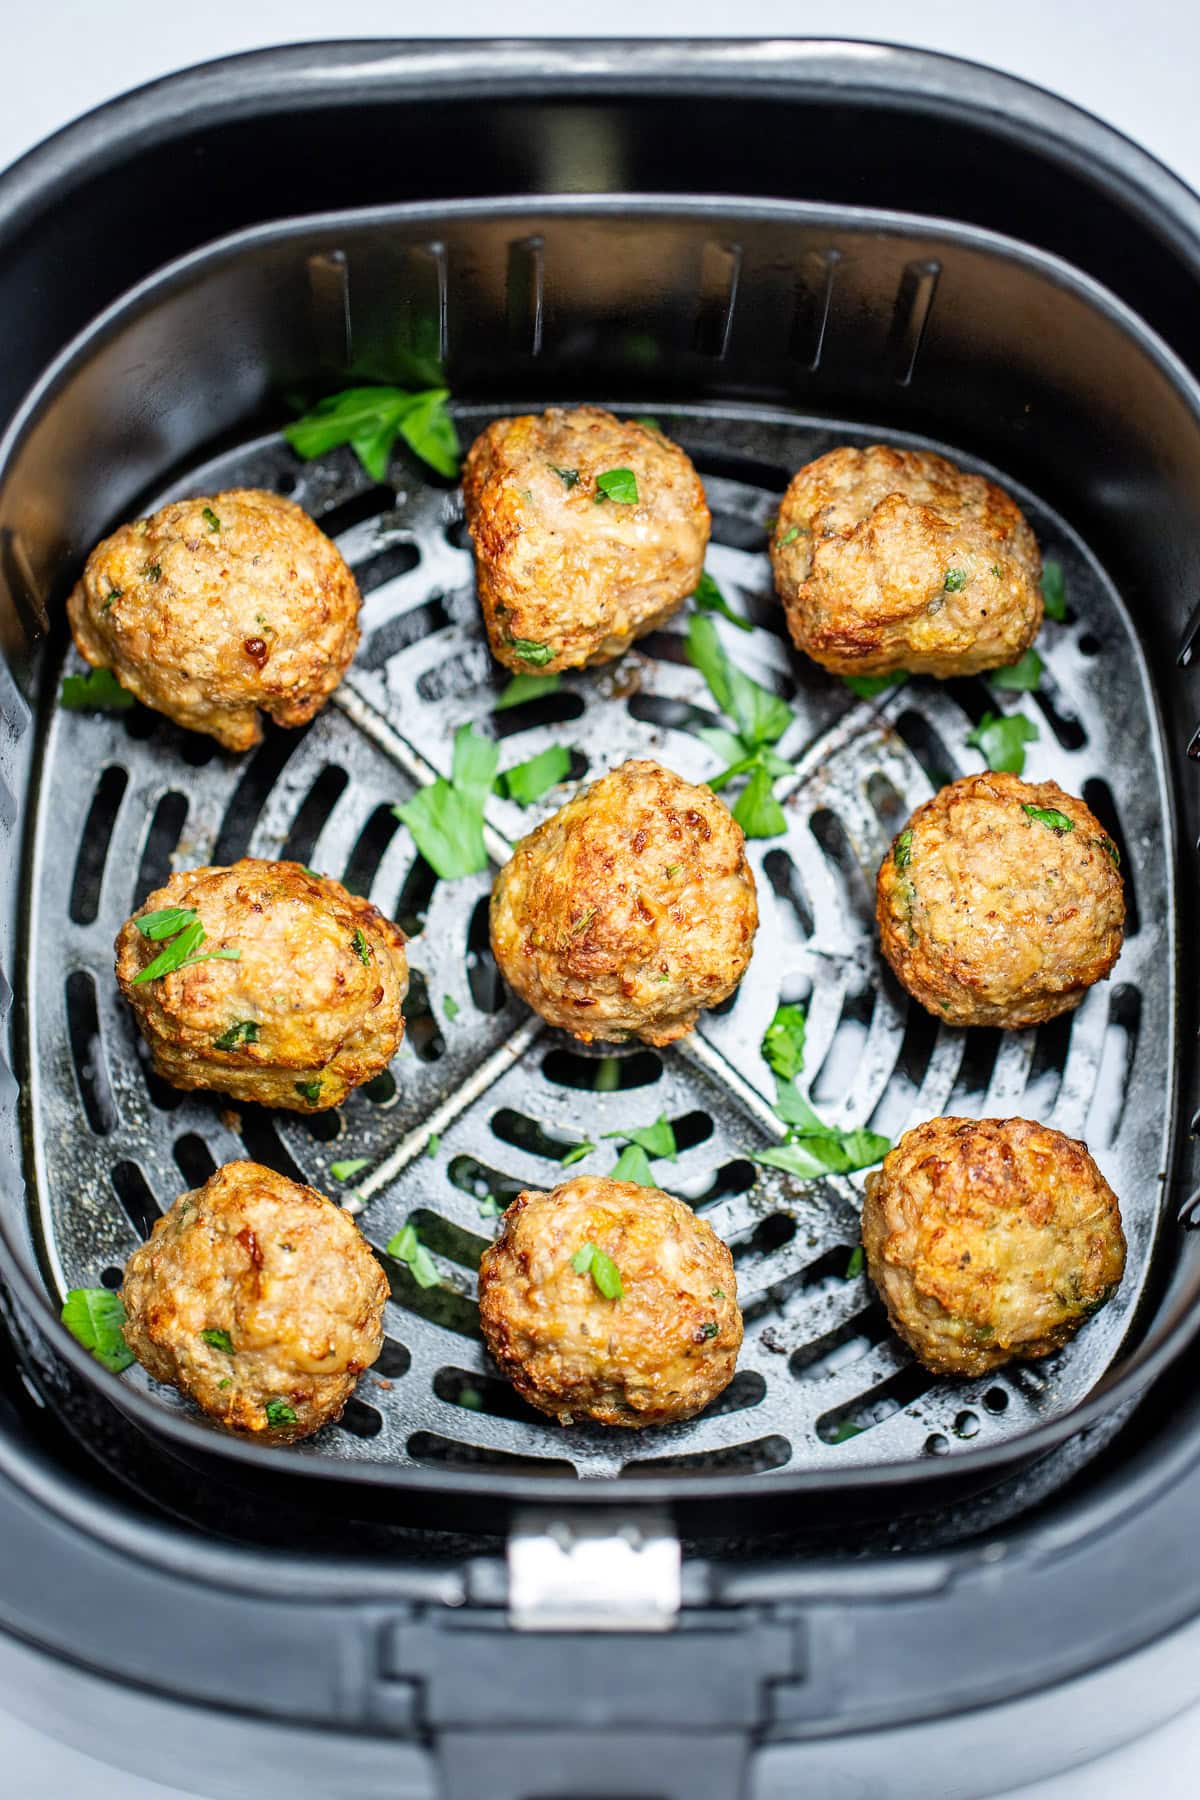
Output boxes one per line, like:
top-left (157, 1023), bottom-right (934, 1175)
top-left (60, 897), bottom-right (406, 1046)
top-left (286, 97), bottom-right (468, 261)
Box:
top-left (924, 1433), bottom-right (950, 1456)
top-left (983, 1386), bottom-right (1009, 1413)
top-left (374, 1338), bottom-right (411, 1379)
top-left (70, 765), bottom-right (129, 925)
top-left (111, 1161), bottom-right (161, 1239)
top-left (280, 764), bottom-right (349, 867)
top-left (135, 789), bottom-right (189, 903)
top-left (542, 1046), bottom-right (663, 1092)
top-left (100, 1267), bottom-right (123, 1291)
top-left (337, 1398), bottom-right (383, 1439)
top-left (621, 1435), bottom-right (791, 1478)
top-left (405, 968), bottom-right (446, 1063)
top-left (361, 1069), bottom-right (398, 1107)
top-left (817, 1363), bottom-right (935, 1444)
top-left (65, 969), bottom-right (117, 1136)
top-left (735, 1213), bottom-right (797, 1260)
top-left (407, 1431), bottom-right (575, 1476)
top-left (1078, 632), bottom-right (1102, 657)
top-left (435, 1365), bottom-right (547, 1425)
top-left (341, 804), bottom-right (402, 896)
top-left (953, 1409), bottom-right (980, 1439)
top-left (467, 894), bottom-right (506, 1014)
top-left (173, 1134), bottom-right (218, 1189)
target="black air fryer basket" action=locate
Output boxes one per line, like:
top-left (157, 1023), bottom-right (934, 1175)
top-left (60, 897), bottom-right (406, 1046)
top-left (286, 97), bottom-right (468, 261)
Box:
top-left (3, 39), bottom-right (1200, 1800)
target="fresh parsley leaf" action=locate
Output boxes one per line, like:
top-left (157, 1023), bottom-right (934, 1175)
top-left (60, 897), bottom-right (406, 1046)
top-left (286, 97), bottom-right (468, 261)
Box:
top-left (387, 1222), bottom-right (440, 1287)
top-left (827, 1419), bottom-right (864, 1443)
top-left (686, 614), bottom-right (791, 747)
top-left (330, 1158), bottom-right (369, 1182)
top-left (571, 1240), bottom-right (624, 1299)
top-left (60, 667), bottom-right (134, 712)
top-left (393, 723), bottom-right (498, 880)
top-left (427, 1133), bottom-right (441, 1158)
top-left (1041, 560), bottom-right (1067, 622)
top-left (61, 1288), bottom-right (134, 1374)
top-left (284, 385), bottom-right (460, 481)
top-left (992, 647), bottom-right (1043, 692)
top-left (762, 1003), bottom-right (807, 1080)
top-left (561, 1141), bottom-right (595, 1166)
top-left (755, 1130), bottom-right (890, 1179)
top-left (894, 829), bottom-right (914, 869)
top-left (594, 467), bottom-right (638, 504)
top-left (548, 464), bottom-right (579, 489)
top-left (478, 1195), bottom-right (503, 1218)
top-left (845, 1246), bottom-right (865, 1279)
top-left (495, 670), bottom-right (561, 710)
top-left (495, 744), bottom-right (572, 807)
top-left (634, 416), bottom-right (663, 432)
top-left (136, 906), bottom-right (199, 941)
top-left (604, 1115), bottom-right (677, 1160)
top-left (610, 1143), bottom-right (655, 1186)
top-left (966, 709), bottom-right (1039, 775)
top-left (692, 568), bottom-right (752, 632)
top-left (130, 918), bottom-right (204, 984)
top-left (265, 1400), bottom-right (297, 1428)
top-left (202, 506), bottom-right (221, 533)
top-left (510, 638), bottom-right (554, 667)
top-left (842, 670), bottom-right (907, 701)
top-left (1101, 836), bottom-right (1120, 866)
top-left (100, 588), bottom-right (122, 611)
top-left (351, 926), bottom-right (372, 965)
top-left (733, 763), bottom-right (787, 838)
top-left (944, 568), bottom-right (967, 592)
top-left (694, 725), bottom-right (749, 767)
top-left (213, 1019), bottom-right (259, 1051)
top-left (777, 525), bottom-right (801, 547)
top-left (1022, 803), bottom-right (1075, 835)
top-left (200, 1327), bottom-right (235, 1353)
top-left (295, 1079), bottom-right (323, 1103)
top-left (698, 1321), bottom-right (719, 1341)
top-left (143, 563), bottom-right (162, 583)
top-left (443, 994), bottom-right (460, 1020)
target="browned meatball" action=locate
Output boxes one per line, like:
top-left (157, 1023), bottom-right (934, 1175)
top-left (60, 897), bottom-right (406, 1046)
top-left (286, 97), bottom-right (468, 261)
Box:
top-left (861, 1117), bottom-right (1125, 1376)
top-left (489, 759), bottom-right (758, 1046)
top-left (478, 1176), bottom-right (742, 1427)
top-left (67, 488), bottom-right (361, 750)
top-left (121, 1161), bottom-right (389, 1442)
top-left (876, 772), bottom-right (1124, 1029)
top-left (770, 445), bottom-right (1042, 677)
top-left (115, 860), bottom-right (407, 1110)
top-left (462, 407), bottom-right (710, 673)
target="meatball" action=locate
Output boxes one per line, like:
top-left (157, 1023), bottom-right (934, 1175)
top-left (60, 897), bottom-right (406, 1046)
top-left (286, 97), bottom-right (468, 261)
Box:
top-left (489, 759), bottom-right (758, 1046)
top-left (876, 772), bottom-right (1124, 1029)
top-left (67, 488), bottom-right (361, 750)
top-left (478, 1176), bottom-right (742, 1427)
top-left (770, 445), bottom-right (1042, 677)
top-left (121, 1161), bottom-right (389, 1442)
top-left (861, 1117), bottom-right (1125, 1377)
top-left (462, 407), bottom-right (710, 673)
top-left (115, 860), bottom-right (407, 1110)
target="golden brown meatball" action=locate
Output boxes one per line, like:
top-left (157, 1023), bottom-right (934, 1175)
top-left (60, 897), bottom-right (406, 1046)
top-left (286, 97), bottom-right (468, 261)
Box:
top-left (770, 445), bottom-right (1042, 677)
top-left (489, 759), bottom-right (758, 1046)
top-left (478, 1176), bottom-right (742, 1427)
top-left (67, 488), bottom-right (361, 750)
top-left (876, 772), bottom-right (1124, 1029)
top-left (462, 407), bottom-right (710, 673)
top-left (121, 1161), bottom-right (389, 1442)
top-left (861, 1117), bottom-right (1125, 1377)
top-left (115, 860), bottom-right (407, 1110)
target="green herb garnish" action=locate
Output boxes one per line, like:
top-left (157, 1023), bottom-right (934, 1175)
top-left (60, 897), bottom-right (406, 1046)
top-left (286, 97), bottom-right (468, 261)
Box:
top-left (265, 1400), bottom-right (298, 1429)
top-left (330, 1158), bottom-right (369, 1183)
top-left (762, 1003), bottom-right (807, 1081)
top-left (60, 667), bottom-right (134, 712)
top-left (202, 506), bottom-right (221, 533)
top-left (594, 467), bottom-right (638, 505)
top-left (692, 568), bottom-right (752, 632)
top-left (687, 612), bottom-right (792, 839)
top-left (495, 743), bottom-right (572, 807)
top-left (387, 1222), bottom-right (440, 1288)
top-left (351, 926), bottom-right (372, 965)
top-left (755, 1056), bottom-right (890, 1182)
top-left (965, 710), bottom-right (1040, 775)
top-left (510, 638), bottom-right (554, 667)
top-left (842, 670), bottom-right (907, 701)
top-left (548, 464), bottom-right (579, 489)
top-left (495, 670), bottom-right (562, 710)
top-left (61, 1288), bottom-right (134, 1374)
top-left (393, 722), bottom-right (499, 880)
top-left (943, 568), bottom-right (967, 592)
top-left (295, 1079), bottom-right (323, 1103)
top-left (569, 906), bottom-right (596, 937)
top-left (610, 1143), bottom-right (655, 1186)
top-left (143, 562), bottom-right (162, 583)
top-left (733, 763), bottom-right (787, 838)
top-left (100, 588), bottom-right (122, 611)
top-left (443, 994), bottom-right (461, 1020)
top-left (571, 1241), bottom-right (624, 1300)
top-left (894, 829), bottom-right (914, 870)
top-left (845, 1247), bottom-right (865, 1279)
top-left (604, 1115), bottom-right (677, 1161)
top-left (1022, 803), bottom-right (1075, 835)
top-left (992, 647), bottom-right (1044, 692)
top-left (136, 905), bottom-right (199, 941)
top-left (777, 525), bottom-right (801, 546)
top-left (1101, 836), bottom-right (1120, 865)
top-left (427, 1133), bottom-right (441, 1158)
top-left (698, 1321), bottom-right (719, 1341)
top-left (213, 1019), bottom-right (259, 1051)
top-left (561, 1141), bottom-right (595, 1167)
top-left (131, 914), bottom-right (241, 985)
top-left (478, 1195), bottom-right (503, 1218)
top-left (200, 1328), bottom-right (235, 1353)
top-left (1041, 560), bottom-right (1067, 622)
top-left (634, 416), bottom-right (663, 432)
top-left (284, 385), bottom-right (460, 480)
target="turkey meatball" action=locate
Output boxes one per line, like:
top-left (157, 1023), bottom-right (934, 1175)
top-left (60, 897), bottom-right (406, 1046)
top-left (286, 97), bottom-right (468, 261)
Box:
top-left (478, 1176), bottom-right (742, 1427)
top-left (861, 1117), bottom-right (1125, 1377)
top-left (489, 759), bottom-right (758, 1045)
top-left (876, 772), bottom-right (1124, 1029)
top-left (770, 445), bottom-right (1042, 677)
top-left (116, 860), bottom-right (407, 1110)
top-left (121, 1160), bottom-right (389, 1442)
top-left (463, 407), bottom-right (710, 673)
top-left (67, 488), bottom-right (361, 750)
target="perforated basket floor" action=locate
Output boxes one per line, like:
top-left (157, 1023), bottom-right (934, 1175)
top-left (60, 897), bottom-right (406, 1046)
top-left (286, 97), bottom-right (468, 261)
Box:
top-left (25, 404), bottom-right (1173, 1481)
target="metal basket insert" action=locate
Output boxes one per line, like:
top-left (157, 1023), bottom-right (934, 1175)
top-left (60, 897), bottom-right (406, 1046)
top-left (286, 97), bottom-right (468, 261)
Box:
top-left (25, 403), bottom-right (1172, 1482)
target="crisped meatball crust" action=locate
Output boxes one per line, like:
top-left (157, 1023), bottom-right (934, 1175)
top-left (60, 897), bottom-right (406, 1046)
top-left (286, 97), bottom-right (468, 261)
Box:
top-left (121, 1161), bottom-right (389, 1441)
top-left (770, 445), bottom-right (1042, 677)
top-left (862, 1117), bottom-right (1125, 1376)
top-left (116, 860), bottom-right (407, 1109)
top-left (478, 1176), bottom-right (742, 1426)
top-left (489, 759), bottom-right (758, 1045)
top-left (876, 772), bottom-right (1124, 1029)
top-left (463, 407), bottom-right (710, 673)
top-left (67, 488), bottom-right (361, 750)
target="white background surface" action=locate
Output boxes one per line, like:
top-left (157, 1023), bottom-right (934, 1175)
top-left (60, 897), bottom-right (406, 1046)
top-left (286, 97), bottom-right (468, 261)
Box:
top-left (3, 4), bottom-right (1198, 1796)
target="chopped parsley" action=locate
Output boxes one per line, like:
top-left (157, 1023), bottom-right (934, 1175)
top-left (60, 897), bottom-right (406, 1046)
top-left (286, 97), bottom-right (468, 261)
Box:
top-left (284, 385), bottom-right (460, 480)
top-left (732, 764), bottom-right (787, 838)
top-left (692, 568), bottom-right (752, 632)
top-left (711, 1287), bottom-right (726, 1300)
top-left (604, 1115), bottom-right (677, 1160)
top-left (131, 910), bottom-right (241, 985)
top-left (495, 670), bottom-right (561, 710)
top-left (698, 1321), bottom-right (719, 1341)
top-left (548, 464), bottom-right (579, 489)
top-left (387, 1222), bottom-right (440, 1287)
top-left (561, 1141), bottom-right (595, 1167)
top-left (59, 667), bottom-right (134, 712)
top-left (509, 638), bottom-right (554, 666)
top-left (1041, 560), bottom-right (1068, 622)
top-left (443, 994), bottom-right (460, 1020)
top-left (762, 1003), bottom-right (807, 1081)
top-left (202, 506), bottom-right (221, 533)
top-left (893, 828), bottom-right (914, 869)
top-left (61, 1288), bottom-right (134, 1374)
top-left (136, 905), bottom-right (200, 941)
top-left (393, 722), bottom-right (498, 880)
top-left (1101, 836), bottom-right (1120, 865)
top-left (330, 1158), bottom-right (369, 1183)
top-left (845, 1246), bottom-right (865, 1279)
top-left (569, 906), bottom-right (597, 937)
top-left (571, 1240), bottom-right (624, 1299)
top-left (100, 587), bottom-right (122, 611)
top-left (265, 1400), bottom-right (298, 1428)
top-left (665, 863), bottom-right (683, 878)
top-left (594, 467), bottom-right (638, 505)
top-left (777, 525), bottom-right (801, 547)
top-left (687, 613), bottom-right (792, 839)
top-left (965, 709), bottom-right (1040, 775)
top-left (992, 647), bottom-right (1043, 692)
top-left (1022, 803), bottom-right (1075, 835)
top-left (755, 1057), bottom-right (890, 1182)
top-left (143, 562), bottom-right (162, 583)
top-left (213, 1019), bottom-right (259, 1051)
top-left (427, 1133), bottom-right (441, 1158)
top-left (494, 743), bottom-right (572, 807)
top-left (610, 1143), bottom-right (655, 1186)
top-left (200, 1328), bottom-right (235, 1353)
top-left (295, 1079), bottom-right (323, 1103)
top-left (634, 416), bottom-right (663, 432)
top-left (943, 568), bottom-right (967, 592)
top-left (351, 926), bottom-right (372, 965)
top-left (842, 670), bottom-right (907, 701)
top-left (478, 1195), bottom-right (503, 1218)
